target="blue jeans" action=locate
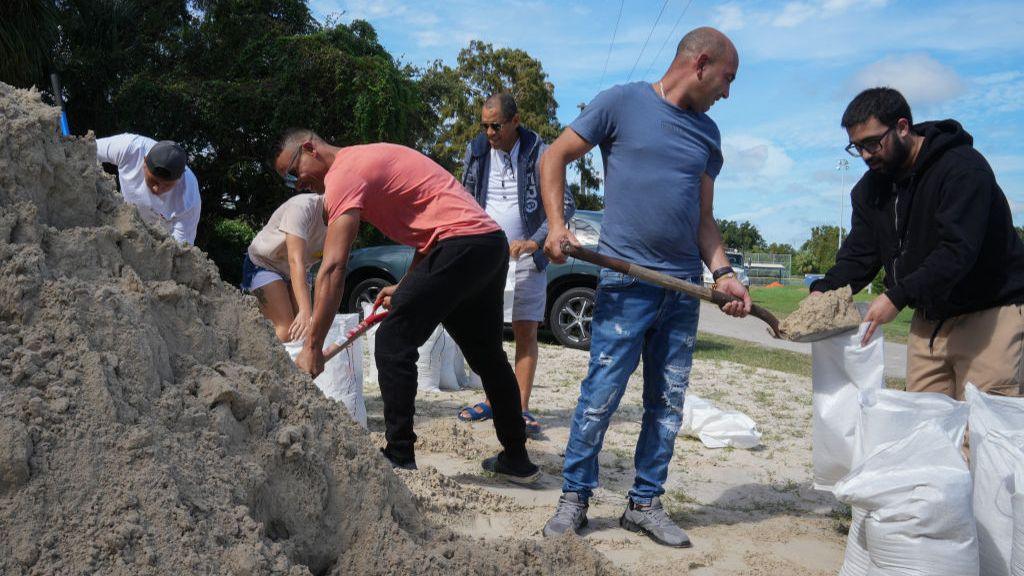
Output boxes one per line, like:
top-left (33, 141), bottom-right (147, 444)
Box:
top-left (561, 268), bottom-right (700, 504)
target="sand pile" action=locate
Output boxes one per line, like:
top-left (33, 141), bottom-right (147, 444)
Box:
top-left (0, 83), bottom-right (619, 576)
top-left (779, 285), bottom-right (863, 340)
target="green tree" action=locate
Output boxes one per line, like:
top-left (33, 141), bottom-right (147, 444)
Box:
top-left (1016, 226), bottom-right (1024, 242)
top-left (796, 225), bottom-right (845, 273)
top-left (716, 219), bottom-right (766, 251)
top-left (0, 0), bottom-right (58, 88)
top-left (417, 40), bottom-right (602, 208)
top-left (765, 242), bottom-right (795, 254)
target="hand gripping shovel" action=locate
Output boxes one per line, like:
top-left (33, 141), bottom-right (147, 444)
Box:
top-left (560, 243), bottom-right (800, 339)
top-left (322, 306), bottom-right (389, 362)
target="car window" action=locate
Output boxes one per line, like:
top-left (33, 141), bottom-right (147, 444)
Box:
top-left (727, 253), bottom-right (744, 267)
top-left (571, 218), bottom-right (601, 246)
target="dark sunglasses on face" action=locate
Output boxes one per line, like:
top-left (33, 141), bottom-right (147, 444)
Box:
top-left (480, 122), bottom-right (504, 132)
top-left (281, 140), bottom-right (307, 189)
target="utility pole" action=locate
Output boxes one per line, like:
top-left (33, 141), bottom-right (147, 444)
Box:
top-left (836, 159), bottom-right (849, 252)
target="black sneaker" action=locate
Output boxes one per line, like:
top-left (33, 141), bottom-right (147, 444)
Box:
top-left (481, 452), bottom-right (541, 485)
top-left (380, 447), bottom-right (417, 470)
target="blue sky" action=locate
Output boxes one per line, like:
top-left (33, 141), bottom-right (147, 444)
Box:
top-left (311, 0), bottom-right (1024, 247)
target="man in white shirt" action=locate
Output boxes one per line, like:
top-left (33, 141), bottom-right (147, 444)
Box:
top-left (96, 134), bottom-right (202, 245)
top-left (458, 93), bottom-right (575, 435)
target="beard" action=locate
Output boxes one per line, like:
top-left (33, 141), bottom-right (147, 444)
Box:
top-left (868, 135), bottom-right (910, 175)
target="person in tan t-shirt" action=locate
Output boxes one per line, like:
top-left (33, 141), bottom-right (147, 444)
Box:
top-left (242, 193), bottom-right (327, 343)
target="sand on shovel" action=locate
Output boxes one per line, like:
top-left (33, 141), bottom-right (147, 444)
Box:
top-left (779, 286), bottom-right (863, 340)
top-left (0, 83), bottom-right (620, 576)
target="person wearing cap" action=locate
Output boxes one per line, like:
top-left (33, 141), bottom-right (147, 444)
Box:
top-left (95, 134), bottom-right (202, 245)
top-left (242, 193), bottom-right (327, 343)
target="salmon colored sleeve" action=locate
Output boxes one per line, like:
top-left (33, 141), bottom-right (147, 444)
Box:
top-left (324, 169), bottom-right (368, 224)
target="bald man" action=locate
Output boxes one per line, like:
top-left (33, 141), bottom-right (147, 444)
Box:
top-left (539, 27), bottom-right (747, 547)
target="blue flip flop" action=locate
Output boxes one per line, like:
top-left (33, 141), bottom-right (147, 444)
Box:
top-left (457, 402), bottom-right (493, 422)
top-left (522, 411), bottom-right (542, 436)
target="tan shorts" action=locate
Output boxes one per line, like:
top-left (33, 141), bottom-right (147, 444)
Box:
top-left (906, 304), bottom-right (1024, 399)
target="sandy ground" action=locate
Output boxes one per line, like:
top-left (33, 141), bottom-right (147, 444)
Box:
top-left (363, 340), bottom-right (847, 575)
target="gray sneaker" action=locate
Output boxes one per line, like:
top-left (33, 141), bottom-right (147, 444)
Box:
top-left (619, 497), bottom-right (692, 548)
top-left (543, 492), bottom-right (589, 537)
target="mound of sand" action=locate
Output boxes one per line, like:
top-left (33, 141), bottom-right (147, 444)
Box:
top-left (779, 286), bottom-right (862, 340)
top-left (0, 83), bottom-right (618, 576)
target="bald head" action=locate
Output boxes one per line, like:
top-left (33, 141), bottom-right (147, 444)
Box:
top-left (674, 26), bottom-right (736, 63)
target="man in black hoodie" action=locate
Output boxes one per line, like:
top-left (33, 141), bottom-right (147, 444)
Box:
top-left (811, 87), bottom-right (1024, 399)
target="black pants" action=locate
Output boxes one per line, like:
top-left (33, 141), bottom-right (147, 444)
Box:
top-left (374, 231), bottom-right (527, 463)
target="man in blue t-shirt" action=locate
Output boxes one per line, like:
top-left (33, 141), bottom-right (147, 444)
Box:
top-left (539, 26), bottom-right (749, 548)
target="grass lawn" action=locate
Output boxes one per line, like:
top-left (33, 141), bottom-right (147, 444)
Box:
top-left (695, 332), bottom-right (906, 390)
top-left (749, 285), bottom-right (913, 344)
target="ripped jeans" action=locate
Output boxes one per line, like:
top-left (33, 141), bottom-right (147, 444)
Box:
top-left (561, 268), bottom-right (700, 504)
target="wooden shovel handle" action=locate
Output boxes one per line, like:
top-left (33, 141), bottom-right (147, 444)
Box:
top-left (562, 243), bottom-right (781, 338)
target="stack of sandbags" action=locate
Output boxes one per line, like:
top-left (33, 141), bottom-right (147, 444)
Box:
top-left (838, 389), bottom-right (968, 576)
top-left (834, 420), bottom-right (979, 576)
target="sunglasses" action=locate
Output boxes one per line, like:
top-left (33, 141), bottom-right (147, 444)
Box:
top-left (480, 122), bottom-right (505, 132)
top-left (281, 139), bottom-right (309, 189)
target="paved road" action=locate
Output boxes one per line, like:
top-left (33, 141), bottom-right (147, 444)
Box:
top-left (696, 302), bottom-right (907, 380)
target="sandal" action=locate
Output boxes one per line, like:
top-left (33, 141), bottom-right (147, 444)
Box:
top-left (522, 411), bottom-right (542, 436)
top-left (457, 402), bottom-right (493, 422)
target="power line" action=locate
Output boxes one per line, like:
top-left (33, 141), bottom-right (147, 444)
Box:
top-left (626, 0), bottom-right (670, 82)
top-left (643, 0), bottom-right (695, 80)
top-left (598, 0), bottom-right (625, 90)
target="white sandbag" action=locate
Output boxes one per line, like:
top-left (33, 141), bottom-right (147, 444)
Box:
top-left (975, 431), bottom-right (1024, 576)
top-left (967, 383), bottom-right (1024, 476)
top-left (834, 421), bottom-right (979, 576)
top-left (854, 388), bottom-right (968, 465)
top-left (1011, 462), bottom-right (1024, 576)
top-left (840, 389), bottom-right (968, 576)
top-left (283, 314), bottom-right (367, 428)
top-left (811, 322), bottom-right (885, 491)
top-left (437, 335), bottom-right (460, 391)
top-left (361, 302), bottom-right (381, 384)
top-left (680, 393), bottom-right (761, 449)
top-left (451, 347), bottom-right (483, 390)
top-left (503, 258), bottom-right (517, 324)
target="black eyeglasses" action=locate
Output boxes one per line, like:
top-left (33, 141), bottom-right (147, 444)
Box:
top-left (845, 126), bottom-right (894, 157)
top-left (480, 122), bottom-right (504, 132)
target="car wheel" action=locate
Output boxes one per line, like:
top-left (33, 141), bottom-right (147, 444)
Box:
top-left (346, 277), bottom-right (390, 314)
top-left (549, 286), bottom-right (595, 350)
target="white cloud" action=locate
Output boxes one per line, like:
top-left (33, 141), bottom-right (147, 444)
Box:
top-left (989, 155), bottom-right (1024, 175)
top-left (714, 3), bottom-right (746, 32)
top-left (722, 135), bottom-right (796, 180)
top-left (849, 53), bottom-right (966, 105)
top-left (773, 3), bottom-right (817, 28)
top-left (822, 0), bottom-right (887, 13)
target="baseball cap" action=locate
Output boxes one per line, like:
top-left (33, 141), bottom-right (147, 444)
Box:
top-left (145, 141), bottom-right (187, 181)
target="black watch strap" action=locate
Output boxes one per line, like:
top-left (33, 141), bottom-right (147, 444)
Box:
top-left (711, 266), bottom-right (735, 281)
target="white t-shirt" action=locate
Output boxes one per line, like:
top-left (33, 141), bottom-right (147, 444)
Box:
top-left (247, 194), bottom-right (327, 277)
top-left (485, 140), bottom-right (525, 241)
top-left (95, 134), bottom-right (202, 244)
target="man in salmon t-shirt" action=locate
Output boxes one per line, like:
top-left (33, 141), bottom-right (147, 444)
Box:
top-left (274, 129), bottom-right (539, 482)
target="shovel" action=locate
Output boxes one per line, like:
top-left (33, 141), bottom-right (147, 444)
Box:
top-left (562, 243), bottom-right (850, 342)
top-left (322, 306), bottom-right (389, 362)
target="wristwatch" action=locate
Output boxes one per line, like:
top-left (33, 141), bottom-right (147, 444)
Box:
top-left (711, 266), bottom-right (735, 282)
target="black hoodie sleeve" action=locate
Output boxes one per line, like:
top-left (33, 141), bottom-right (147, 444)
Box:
top-left (810, 189), bottom-right (881, 294)
top-left (885, 166), bottom-right (993, 310)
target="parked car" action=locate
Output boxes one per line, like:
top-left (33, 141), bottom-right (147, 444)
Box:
top-left (342, 211), bottom-right (605, 349)
top-left (701, 250), bottom-right (751, 288)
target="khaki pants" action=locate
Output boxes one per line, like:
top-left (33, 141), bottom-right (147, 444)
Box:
top-left (907, 304), bottom-right (1024, 399)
